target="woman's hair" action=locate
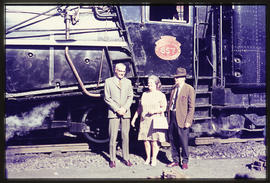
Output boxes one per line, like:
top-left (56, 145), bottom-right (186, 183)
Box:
top-left (148, 75), bottom-right (162, 90)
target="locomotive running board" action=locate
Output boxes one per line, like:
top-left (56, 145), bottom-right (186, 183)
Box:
top-left (5, 39), bottom-right (128, 47)
top-left (5, 83), bottom-right (104, 99)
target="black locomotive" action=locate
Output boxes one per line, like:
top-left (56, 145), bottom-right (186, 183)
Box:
top-left (5, 5), bottom-right (266, 143)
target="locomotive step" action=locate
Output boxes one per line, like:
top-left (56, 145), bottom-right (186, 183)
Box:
top-left (194, 117), bottom-right (212, 121)
top-left (195, 104), bottom-right (212, 107)
top-left (195, 91), bottom-right (212, 94)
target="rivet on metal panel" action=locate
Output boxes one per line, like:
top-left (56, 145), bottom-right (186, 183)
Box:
top-left (234, 71), bottom-right (242, 77)
top-left (28, 52), bottom-right (33, 57)
top-left (234, 57), bottom-right (241, 63)
top-left (84, 58), bottom-right (91, 64)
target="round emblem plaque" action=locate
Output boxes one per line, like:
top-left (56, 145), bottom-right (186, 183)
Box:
top-left (155, 36), bottom-right (181, 60)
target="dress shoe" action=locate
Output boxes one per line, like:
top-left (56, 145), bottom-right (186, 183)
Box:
top-left (182, 163), bottom-right (188, 169)
top-left (123, 160), bottom-right (133, 167)
top-left (166, 162), bottom-right (179, 168)
top-left (109, 161), bottom-right (116, 168)
top-left (151, 159), bottom-right (157, 166)
top-left (144, 158), bottom-right (150, 165)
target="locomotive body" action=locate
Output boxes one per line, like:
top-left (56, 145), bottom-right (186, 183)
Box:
top-left (5, 5), bottom-right (266, 143)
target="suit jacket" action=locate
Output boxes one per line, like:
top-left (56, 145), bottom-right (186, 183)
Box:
top-left (104, 76), bottom-right (133, 118)
top-left (168, 83), bottom-right (195, 128)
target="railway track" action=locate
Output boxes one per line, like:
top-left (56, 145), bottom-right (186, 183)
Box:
top-left (195, 137), bottom-right (264, 145)
top-left (6, 143), bottom-right (90, 155)
top-left (6, 136), bottom-right (264, 155)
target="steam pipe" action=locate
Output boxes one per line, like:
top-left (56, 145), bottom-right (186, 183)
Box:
top-left (64, 9), bottom-right (101, 97)
top-left (65, 47), bottom-right (101, 97)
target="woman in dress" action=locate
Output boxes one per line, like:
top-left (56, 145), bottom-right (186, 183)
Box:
top-left (131, 75), bottom-right (167, 166)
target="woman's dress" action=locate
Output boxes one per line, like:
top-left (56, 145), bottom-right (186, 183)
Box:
top-left (137, 90), bottom-right (167, 142)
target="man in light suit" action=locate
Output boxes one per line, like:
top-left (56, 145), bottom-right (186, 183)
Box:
top-left (104, 63), bottom-right (134, 168)
top-left (166, 67), bottom-right (195, 170)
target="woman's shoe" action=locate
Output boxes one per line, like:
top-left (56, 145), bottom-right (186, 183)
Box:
top-left (151, 159), bottom-right (157, 166)
top-left (144, 158), bottom-right (150, 165)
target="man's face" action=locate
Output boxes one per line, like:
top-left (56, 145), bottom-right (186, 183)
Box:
top-left (115, 65), bottom-right (126, 79)
top-left (174, 77), bottom-right (185, 86)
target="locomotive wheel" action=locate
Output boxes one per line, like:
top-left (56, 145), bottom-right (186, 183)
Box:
top-left (81, 108), bottom-right (109, 143)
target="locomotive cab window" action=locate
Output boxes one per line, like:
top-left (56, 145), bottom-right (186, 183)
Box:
top-left (149, 5), bottom-right (189, 23)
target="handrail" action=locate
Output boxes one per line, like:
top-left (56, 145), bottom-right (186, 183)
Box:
top-left (219, 5), bottom-right (224, 87)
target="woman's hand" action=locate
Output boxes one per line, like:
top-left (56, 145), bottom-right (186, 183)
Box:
top-left (184, 122), bottom-right (191, 128)
top-left (149, 109), bottom-right (162, 115)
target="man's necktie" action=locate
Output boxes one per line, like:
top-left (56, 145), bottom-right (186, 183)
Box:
top-left (172, 87), bottom-right (179, 110)
top-left (119, 79), bottom-right (121, 88)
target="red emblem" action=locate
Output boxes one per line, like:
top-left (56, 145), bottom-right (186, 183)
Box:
top-left (155, 36), bottom-right (181, 60)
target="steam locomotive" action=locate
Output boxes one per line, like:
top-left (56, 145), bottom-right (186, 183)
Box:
top-left (5, 5), bottom-right (266, 143)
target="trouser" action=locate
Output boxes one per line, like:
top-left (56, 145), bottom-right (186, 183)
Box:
top-left (109, 117), bottom-right (130, 161)
top-left (168, 111), bottom-right (189, 164)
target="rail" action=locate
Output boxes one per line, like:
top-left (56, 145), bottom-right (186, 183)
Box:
top-left (195, 137), bottom-right (264, 145)
top-left (6, 143), bottom-right (90, 155)
top-left (6, 137), bottom-right (265, 154)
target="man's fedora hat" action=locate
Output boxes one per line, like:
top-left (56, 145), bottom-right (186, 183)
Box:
top-left (173, 67), bottom-right (187, 78)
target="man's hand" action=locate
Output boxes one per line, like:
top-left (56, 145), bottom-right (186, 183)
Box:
top-left (117, 107), bottom-right (126, 116)
top-left (131, 118), bottom-right (136, 127)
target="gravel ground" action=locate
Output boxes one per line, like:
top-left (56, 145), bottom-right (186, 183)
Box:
top-left (6, 141), bottom-right (267, 179)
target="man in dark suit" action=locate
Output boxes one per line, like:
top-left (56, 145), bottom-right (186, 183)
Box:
top-left (104, 63), bottom-right (134, 168)
top-left (166, 67), bottom-right (195, 170)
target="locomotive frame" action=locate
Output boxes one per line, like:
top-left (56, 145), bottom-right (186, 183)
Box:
top-left (5, 5), bottom-right (266, 143)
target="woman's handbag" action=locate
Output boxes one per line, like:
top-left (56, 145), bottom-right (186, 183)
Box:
top-left (152, 114), bottom-right (168, 129)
